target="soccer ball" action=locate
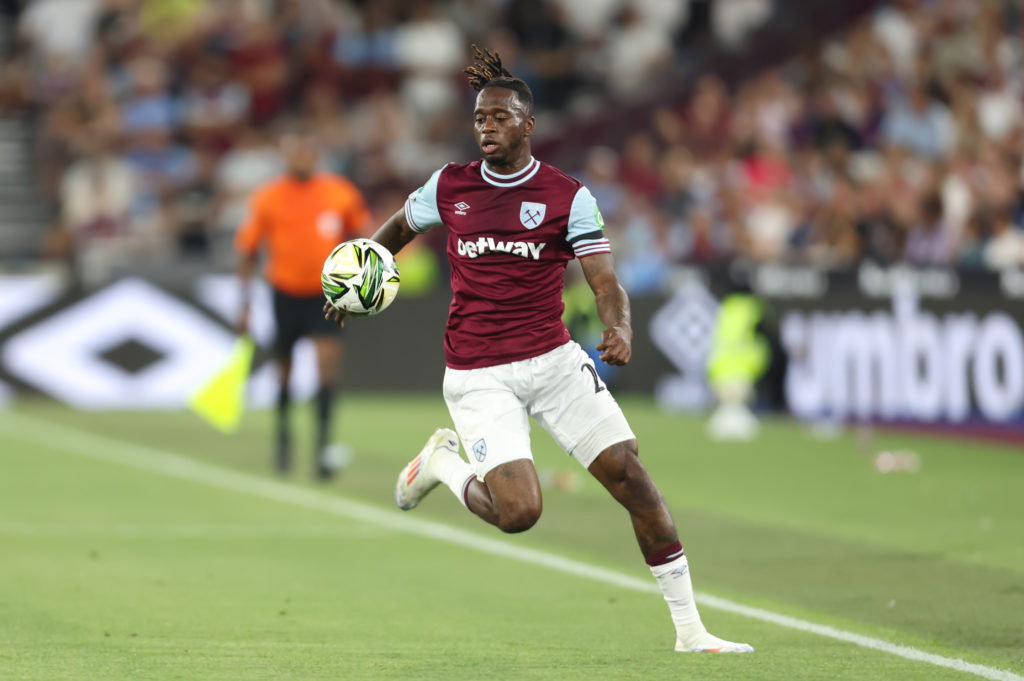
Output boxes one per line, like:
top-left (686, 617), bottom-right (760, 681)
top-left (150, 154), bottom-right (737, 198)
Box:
top-left (321, 238), bottom-right (400, 316)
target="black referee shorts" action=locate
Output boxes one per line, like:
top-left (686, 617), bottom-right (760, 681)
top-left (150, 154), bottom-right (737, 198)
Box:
top-left (272, 289), bottom-right (343, 358)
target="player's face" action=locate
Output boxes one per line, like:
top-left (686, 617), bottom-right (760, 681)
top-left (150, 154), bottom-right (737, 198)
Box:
top-left (473, 87), bottom-right (534, 170)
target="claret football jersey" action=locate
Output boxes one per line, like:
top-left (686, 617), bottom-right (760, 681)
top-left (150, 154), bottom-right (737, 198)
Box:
top-left (404, 157), bottom-right (611, 369)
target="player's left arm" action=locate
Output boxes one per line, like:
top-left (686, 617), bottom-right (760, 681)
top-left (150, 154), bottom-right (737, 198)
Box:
top-left (580, 253), bottom-right (632, 366)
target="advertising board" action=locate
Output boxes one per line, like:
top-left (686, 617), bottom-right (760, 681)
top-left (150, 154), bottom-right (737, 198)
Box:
top-left (1, 265), bottom-right (1020, 428)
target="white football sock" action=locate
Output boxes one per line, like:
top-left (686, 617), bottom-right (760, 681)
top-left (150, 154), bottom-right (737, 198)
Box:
top-left (650, 554), bottom-right (706, 640)
top-left (430, 448), bottom-right (475, 509)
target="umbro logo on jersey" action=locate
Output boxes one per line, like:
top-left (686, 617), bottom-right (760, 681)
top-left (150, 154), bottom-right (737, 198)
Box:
top-left (454, 201), bottom-right (470, 215)
top-left (457, 237), bottom-right (546, 260)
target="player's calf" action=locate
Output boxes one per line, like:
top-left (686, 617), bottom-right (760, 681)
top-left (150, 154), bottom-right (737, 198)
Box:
top-left (589, 440), bottom-right (677, 555)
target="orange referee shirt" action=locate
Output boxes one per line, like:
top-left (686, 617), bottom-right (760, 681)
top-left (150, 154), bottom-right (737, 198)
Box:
top-left (235, 173), bottom-right (371, 296)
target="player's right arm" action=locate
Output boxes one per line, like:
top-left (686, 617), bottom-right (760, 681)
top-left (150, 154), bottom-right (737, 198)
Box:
top-left (324, 167), bottom-right (446, 327)
top-left (323, 208), bottom-right (418, 328)
top-left (372, 165), bottom-right (447, 255)
top-left (370, 209), bottom-right (419, 256)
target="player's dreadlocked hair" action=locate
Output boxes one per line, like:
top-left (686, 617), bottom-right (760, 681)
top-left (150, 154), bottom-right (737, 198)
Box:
top-left (463, 44), bottom-right (534, 116)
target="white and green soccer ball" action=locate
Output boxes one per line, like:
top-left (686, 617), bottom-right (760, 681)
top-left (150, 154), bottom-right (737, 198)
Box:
top-left (321, 238), bottom-right (400, 316)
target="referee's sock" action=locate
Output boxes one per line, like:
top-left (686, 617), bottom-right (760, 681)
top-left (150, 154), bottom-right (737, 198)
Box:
top-left (315, 385), bottom-right (335, 455)
top-left (276, 384), bottom-right (291, 472)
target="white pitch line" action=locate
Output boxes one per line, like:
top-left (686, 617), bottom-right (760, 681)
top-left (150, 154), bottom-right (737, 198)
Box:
top-left (2, 412), bottom-right (1021, 681)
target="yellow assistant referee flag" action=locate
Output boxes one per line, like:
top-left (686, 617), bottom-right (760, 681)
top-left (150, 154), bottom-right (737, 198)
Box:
top-left (189, 336), bottom-right (255, 433)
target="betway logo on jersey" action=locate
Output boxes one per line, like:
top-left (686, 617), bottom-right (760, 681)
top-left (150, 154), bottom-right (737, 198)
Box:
top-left (456, 237), bottom-right (546, 260)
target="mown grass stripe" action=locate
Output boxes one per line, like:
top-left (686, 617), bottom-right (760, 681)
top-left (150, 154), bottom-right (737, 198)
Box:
top-left (1, 411), bottom-right (1020, 681)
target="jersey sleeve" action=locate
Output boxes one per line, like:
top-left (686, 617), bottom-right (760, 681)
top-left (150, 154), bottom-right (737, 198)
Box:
top-left (403, 167), bottom-right (444, 233)
top-left (567, 185), bottom-right (611, 258)
top-left (234, 191), bottom-right (268, 255)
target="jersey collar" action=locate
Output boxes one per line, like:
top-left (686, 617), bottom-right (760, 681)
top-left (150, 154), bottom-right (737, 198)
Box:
top-left (481, 157), bottom-right (540, 187)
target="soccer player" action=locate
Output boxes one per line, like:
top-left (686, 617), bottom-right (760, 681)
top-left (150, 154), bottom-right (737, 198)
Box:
top-left (324, 46), bottom-right (753, 652)
top-left (236, 129), bottom-right (370, 479)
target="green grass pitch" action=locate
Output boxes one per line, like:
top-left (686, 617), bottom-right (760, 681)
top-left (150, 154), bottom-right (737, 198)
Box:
top-left (1, 395), bottom-right (1022, 680)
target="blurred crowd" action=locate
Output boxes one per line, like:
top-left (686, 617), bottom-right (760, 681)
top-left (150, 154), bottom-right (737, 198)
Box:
top-left (604, 0), bottom-right (1024, 290)
top-left (0, 0), bottom-right (734, 278)
top-left (2, 0), bottom-right (1023, 288)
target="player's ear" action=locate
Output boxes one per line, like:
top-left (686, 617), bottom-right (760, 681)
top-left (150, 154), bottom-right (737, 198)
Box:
top-left (524, 116), bottom-right (535, 137)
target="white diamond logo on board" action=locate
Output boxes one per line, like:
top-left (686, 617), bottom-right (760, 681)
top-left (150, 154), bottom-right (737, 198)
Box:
top-left (1, 278), bottom-right (234, 409)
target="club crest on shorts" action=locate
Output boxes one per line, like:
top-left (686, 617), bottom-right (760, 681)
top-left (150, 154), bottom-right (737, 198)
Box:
top-left (472, 439), bottom-right (487, 462)
top-left (519, 202), bottom-right (546, 229)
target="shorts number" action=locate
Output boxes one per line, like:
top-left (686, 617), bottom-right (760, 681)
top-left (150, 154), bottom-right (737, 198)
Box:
top-left (581, 363), bottom-right (606, 394)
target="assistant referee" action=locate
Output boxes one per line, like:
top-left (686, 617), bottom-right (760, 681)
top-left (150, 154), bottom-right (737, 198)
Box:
top-left (235, 129), bottom-right (370, 478)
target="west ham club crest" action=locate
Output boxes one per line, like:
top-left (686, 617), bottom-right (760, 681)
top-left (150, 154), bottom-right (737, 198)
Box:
top-left (473, 439), bottom-right (487, 462)
top-left (519, 202), bottom-right (546, 229)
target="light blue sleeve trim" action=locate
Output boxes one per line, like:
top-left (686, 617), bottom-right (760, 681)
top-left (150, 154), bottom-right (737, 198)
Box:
top-left (567, 185), bottom-right (605, 243)
top-left (404, 167), bottom-right (444, 233)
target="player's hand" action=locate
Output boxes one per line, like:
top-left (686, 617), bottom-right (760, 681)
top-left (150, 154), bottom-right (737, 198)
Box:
top-left (596, 324), bottom-right (632, 366)
top-left (323, 301), bottom-right (346, 328)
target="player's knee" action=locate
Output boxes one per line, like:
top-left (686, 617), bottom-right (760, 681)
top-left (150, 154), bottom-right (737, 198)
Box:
top-left (497, 501), bottom-right (542, 533)
top-left (600, 440), bottom-right (641, 485)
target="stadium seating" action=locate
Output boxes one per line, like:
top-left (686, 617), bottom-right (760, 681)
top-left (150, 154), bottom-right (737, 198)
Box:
top-left (1, 0), bottom-right (1023, 283)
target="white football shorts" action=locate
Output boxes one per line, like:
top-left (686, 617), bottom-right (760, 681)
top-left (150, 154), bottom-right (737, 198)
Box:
top-left (441, 340), bottom-right (636, 479)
